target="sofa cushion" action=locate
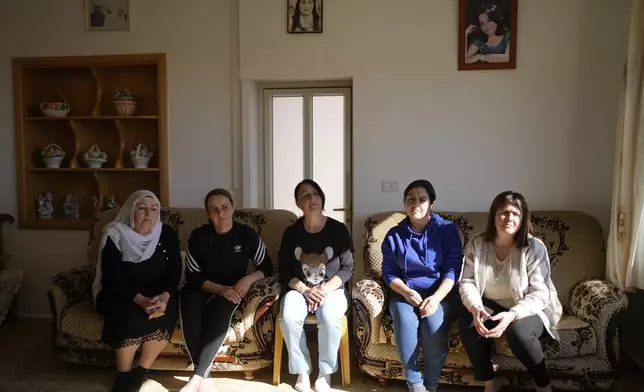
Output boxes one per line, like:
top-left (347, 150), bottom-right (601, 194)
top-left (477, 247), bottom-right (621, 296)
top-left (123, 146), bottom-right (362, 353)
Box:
top-left (378, 313), bottom-right (596, 359)
top-left (60, 300), bottom-right (104, 341)
top-left (61, 300), bottom-right (243, 346)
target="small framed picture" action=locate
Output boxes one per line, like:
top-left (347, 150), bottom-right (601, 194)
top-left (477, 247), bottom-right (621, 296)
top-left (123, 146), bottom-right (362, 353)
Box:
top-left (458, 0), bottom-right (517, 70)
top-left (287, 0), bottom-right (323, 34)
top-left (86, 0), bottom-right (131, 31)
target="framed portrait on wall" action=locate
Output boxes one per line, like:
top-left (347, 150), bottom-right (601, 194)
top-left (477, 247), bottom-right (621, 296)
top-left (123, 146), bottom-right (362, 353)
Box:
top-left (287, 0), bottom-right (323, 34)
top-left (458, 0), bottom-right (517, 70)
top-left (86, 0), bottom-right (131, 31)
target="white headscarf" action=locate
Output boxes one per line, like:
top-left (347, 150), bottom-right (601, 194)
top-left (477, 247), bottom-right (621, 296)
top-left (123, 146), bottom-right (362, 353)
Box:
top-left (92, 190), bottom-right (163, 301)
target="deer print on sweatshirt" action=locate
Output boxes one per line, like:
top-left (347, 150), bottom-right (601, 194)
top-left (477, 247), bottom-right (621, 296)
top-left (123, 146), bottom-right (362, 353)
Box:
top-left (294, 246), bottom-right (333, 287)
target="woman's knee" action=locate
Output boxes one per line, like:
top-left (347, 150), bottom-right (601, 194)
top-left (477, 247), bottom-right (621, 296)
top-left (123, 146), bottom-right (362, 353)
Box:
top-left (506, 320), bottom-right (539, 346)
top-left (420, 307), bottom-right (450, 335)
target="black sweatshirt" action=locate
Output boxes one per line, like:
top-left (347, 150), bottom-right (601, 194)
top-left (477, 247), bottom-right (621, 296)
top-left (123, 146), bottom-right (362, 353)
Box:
top-left (278, 217), bottom-right (354, 292)
top-left (100, 224), bottom-right (183, 301)
top-left (185, 221), bottom-right (273, 290)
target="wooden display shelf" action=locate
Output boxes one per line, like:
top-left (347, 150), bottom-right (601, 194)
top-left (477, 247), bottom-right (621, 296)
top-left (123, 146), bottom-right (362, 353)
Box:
top-left (13, 54), bottom-right (168, 230)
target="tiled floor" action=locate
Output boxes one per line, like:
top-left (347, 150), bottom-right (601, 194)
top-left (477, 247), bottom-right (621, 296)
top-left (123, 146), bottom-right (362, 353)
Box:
top-left (0, 319), bottom-right (641, 391)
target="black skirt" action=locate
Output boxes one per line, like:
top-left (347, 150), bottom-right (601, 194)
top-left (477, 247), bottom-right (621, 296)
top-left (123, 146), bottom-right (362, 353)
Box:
top-left (95, 226), bottom-right (182, 349)
top-left (97, 290), bottom-right (178, 349)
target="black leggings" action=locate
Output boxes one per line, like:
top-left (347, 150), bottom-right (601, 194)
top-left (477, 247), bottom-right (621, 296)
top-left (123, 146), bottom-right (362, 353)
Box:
top-left (180, 288), bottom-right (239, 377)
top-left (458, 299), bottom-right (550, 387)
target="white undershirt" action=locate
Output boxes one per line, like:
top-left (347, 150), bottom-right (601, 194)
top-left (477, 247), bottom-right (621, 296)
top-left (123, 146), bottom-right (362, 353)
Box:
top-left (483, 246), bottom-right (515, 310)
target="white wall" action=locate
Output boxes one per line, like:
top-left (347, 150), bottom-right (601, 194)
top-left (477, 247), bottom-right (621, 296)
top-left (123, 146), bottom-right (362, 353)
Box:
top-left (240, 0), bottom-right (631, 274)
top-left (0, 0), bottom-right (632, 315)
top-left (0, 0), bottom-right (234, 316)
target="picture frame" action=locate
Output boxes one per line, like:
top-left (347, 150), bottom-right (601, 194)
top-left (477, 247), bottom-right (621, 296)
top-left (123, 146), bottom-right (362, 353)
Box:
top-left (458, 0), bottom-right (517, 70)
top-left (86, 0), bottom-right (131, 31)
top-left (287, 0), bottom-right (323, 34)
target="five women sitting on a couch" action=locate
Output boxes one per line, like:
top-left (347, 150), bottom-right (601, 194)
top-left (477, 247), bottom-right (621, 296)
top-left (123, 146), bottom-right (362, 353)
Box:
top-left (96, 181), bottom-right (561, 392)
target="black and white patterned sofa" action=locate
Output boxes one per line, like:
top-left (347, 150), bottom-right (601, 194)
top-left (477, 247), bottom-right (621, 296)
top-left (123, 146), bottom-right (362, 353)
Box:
top-left (49, 207), bottom-right (296, 379)
top-left (352, 211), bottom-right (627, 390)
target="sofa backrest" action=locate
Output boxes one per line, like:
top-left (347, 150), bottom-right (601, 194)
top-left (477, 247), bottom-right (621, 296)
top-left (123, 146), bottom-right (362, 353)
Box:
top-left (87, 207), bottom-right (298, 273)
top-left (361, 211), bottom-right (606, 309)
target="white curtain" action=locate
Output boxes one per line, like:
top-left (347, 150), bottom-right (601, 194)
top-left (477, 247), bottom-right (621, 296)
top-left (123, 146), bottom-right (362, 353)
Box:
top-left (606, 0), bottom-right (644, 291)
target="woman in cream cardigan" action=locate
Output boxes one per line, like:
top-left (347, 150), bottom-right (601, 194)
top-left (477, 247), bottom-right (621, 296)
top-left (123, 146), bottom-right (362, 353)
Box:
top-left (458, 191), bottom-right (562, 392)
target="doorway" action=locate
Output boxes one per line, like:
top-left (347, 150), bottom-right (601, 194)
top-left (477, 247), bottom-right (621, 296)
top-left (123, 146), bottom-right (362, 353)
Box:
top-left (263, 86), bottom-right (352, 230)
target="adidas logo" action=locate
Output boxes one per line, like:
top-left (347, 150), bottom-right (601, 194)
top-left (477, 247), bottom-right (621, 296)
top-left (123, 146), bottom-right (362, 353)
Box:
top-left (233, 245), bottom-right (241, 253)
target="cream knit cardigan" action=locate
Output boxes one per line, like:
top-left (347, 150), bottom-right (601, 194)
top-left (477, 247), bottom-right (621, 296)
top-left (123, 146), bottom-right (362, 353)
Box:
top-left (459, 234), bottom-right (563, 340)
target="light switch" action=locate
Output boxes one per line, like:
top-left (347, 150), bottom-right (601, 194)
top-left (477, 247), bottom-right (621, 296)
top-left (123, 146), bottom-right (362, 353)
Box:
top-left (382, 181), bottom-right (399, 192)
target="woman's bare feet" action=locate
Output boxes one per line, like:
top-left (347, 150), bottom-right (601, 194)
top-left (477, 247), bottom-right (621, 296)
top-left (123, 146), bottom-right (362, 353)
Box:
top-left (483, 377), bottom-right (508, 392)
top-left (179, 375), bottom-right (203, 392)
top-left (198, 378), bottom-right (214, 392)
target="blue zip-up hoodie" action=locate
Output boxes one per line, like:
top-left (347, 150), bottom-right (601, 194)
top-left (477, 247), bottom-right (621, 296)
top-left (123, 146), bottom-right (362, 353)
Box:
top-left (381, 213), bottom-right (463, 292)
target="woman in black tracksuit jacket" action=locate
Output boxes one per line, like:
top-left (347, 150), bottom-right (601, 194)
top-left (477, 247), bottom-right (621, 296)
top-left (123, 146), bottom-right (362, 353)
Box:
top-left (179, 188), bottom-right (273, 392)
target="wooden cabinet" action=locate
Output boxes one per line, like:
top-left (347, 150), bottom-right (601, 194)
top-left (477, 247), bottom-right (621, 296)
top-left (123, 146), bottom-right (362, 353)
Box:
top-left (12, 54), bottom-right (168, 230)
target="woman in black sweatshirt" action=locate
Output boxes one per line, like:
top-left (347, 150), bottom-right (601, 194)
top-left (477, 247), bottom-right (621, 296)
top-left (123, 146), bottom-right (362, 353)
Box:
top-left (179, 188), bottom-right (273, 392)
top-left (278, 179), bottom-right (354, 392)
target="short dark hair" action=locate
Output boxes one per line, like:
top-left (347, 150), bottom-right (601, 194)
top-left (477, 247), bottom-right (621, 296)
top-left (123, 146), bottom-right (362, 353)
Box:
top-left (204, 188), bottom-right (233, 210)
top-left (294, 179), bottom-right (326, 209)
top-left (403, 179), bottom-right (436, 204)
top-left (483, 191), bottom-right (532, 248)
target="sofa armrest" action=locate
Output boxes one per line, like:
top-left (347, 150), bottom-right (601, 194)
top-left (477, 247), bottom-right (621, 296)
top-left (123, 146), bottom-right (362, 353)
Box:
top-left (239, 276), bottom-right (281, 351)
top-left (351, 273), bottom-right (387, 353)
top-left (569, 278), bottom-right (628, 360)
top-left (49, 266), bottom-right (93, 328)
top-left (242, 276), bottom-right (281, 322)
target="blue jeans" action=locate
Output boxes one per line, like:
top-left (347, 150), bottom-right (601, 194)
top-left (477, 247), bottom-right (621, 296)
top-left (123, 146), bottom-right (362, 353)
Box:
top-left (279, 288), bottom-right (348, 375)
top-left (388, 289), bottom-right (459, 390)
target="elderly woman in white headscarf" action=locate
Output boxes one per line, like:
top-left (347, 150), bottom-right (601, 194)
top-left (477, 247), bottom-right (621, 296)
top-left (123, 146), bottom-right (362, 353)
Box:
top-left (92, 190), bottom-right (182, 392)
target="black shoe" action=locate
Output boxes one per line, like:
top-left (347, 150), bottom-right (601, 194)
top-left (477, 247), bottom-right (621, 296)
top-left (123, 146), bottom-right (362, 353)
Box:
top-left (112, 371), bottom-right (132, 392)
top-left (130, 366), bottom-right (149, 391)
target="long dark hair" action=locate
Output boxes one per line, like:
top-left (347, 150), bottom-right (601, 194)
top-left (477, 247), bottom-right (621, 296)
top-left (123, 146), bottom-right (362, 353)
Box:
top-left (291, 0), bottom-right (320, 32)
top-left (483, 191), bottom-right (532, 248)
top-left (478, 4), bottom-right (508, 35)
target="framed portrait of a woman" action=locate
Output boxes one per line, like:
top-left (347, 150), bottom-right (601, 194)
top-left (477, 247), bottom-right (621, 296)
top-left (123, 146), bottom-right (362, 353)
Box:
top-left (287, 0), bottom-right (323, 34)
top-left (458, 0), bottom-right (517, 70)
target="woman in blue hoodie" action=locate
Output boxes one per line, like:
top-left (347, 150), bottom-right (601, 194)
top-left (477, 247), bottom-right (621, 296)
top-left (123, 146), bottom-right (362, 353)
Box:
top-left (382, 179), bottom-right (463, 392)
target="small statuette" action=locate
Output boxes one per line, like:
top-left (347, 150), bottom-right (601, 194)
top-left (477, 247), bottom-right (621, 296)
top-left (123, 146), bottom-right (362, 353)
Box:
top-left (40, 143), bottom-right (65, 168)
top-left (63, 193), bottom-right (80, 219)
top-left (106, 195), bottom-right (119, 210)
top-left (130, 143), bottom-right (153, 168)
top-left (83, 144), bottom-right (108, 168)
top-left (36, 192), bottom-right (54, 219)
